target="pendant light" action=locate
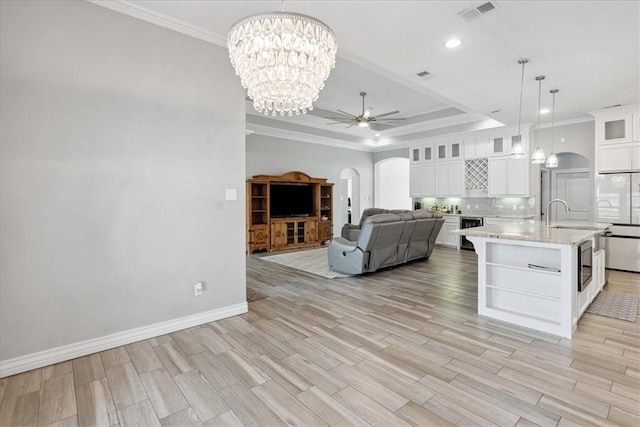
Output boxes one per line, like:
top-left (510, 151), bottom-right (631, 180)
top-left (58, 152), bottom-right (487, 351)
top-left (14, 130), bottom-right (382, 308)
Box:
top-left (510, 59), bottom-right (528, 159)
top-left (531, 75), bottom-right (546, 164)
top-left (545, 89), bottom-right (559, 168)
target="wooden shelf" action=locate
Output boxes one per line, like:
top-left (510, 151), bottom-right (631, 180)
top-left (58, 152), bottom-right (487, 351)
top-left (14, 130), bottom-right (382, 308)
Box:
top-left (246, 171), bottom-right (333, 254)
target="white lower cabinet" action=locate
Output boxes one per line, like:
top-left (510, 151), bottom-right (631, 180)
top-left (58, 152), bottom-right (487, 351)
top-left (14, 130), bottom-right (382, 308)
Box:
top-left (436, 216), bottom-right (460, 248)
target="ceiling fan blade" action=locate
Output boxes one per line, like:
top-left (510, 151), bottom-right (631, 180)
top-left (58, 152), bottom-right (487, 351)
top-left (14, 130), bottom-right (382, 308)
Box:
top-left (374, 117), bottom-right (406, 121)
top-left (323, 117), bottom-right (354, 121)
top-left (326, 121), bottom-right (352, 125)
top-left (336, 109), bottom-right (358, 118)
top-left (345, 123), bottom-right (355, 129)
top-left (374, 110), bottom-right (401, 119)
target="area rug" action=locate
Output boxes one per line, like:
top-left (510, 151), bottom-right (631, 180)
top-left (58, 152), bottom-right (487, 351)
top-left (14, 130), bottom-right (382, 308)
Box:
top-left (585, 292), bottom-right (639, 322)
top-left (260, 247), bottom-right (352, 279)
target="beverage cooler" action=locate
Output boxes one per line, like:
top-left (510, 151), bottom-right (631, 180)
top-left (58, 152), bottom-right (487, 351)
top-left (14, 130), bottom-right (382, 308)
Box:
top-left (596, 172), bottom-right (640, 272)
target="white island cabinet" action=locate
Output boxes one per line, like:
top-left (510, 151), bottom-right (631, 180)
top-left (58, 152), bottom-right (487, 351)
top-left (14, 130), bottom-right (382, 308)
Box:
top-left (452, 221), bottom-right (610, 338)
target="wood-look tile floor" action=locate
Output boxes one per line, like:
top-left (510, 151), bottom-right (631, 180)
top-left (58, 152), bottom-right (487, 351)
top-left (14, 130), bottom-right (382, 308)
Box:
top-left (1, 248), bottom-right (639, 426)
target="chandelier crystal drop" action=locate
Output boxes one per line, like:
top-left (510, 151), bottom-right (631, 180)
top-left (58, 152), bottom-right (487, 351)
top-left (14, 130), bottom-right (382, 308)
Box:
top-left (227, 11), bottom-right (337, 116)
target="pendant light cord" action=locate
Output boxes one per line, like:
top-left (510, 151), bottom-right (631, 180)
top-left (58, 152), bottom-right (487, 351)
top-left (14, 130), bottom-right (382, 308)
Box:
top-left (517, 60), bottom-right (527, 136)
top-left (536, 76), bottom-right (545, 144)
top-left (550, 89), bottom-right (558, 152)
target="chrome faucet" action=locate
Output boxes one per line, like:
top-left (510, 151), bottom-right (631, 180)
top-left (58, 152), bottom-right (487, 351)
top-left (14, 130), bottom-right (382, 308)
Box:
top-left (546, 199), bottom-right (570, 227)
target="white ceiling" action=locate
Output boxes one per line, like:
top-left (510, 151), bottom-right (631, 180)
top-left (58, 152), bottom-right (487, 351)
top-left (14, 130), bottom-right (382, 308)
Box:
top-left (96, 0), bottom-right (640, 151)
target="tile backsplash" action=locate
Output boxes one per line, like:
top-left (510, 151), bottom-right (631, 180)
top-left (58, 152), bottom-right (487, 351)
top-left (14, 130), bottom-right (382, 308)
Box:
top-left (414, 196), bottom-right (536, 215)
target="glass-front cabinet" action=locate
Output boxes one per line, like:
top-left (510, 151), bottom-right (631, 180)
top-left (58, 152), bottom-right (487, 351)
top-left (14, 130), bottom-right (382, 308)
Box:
top-left (597, 113), bottom-right (633, 144)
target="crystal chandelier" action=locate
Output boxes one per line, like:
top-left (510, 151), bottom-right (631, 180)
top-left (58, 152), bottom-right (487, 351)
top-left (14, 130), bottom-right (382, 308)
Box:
top-left (510, 59), bottom-right (528, 159)
top-left (227, 5), bottom-right (337, 117)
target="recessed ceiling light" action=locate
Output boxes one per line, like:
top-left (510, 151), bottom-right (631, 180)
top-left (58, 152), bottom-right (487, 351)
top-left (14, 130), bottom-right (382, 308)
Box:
top-left (540, 108), bottom-right (550, 114)
top-left (490, 109), bottom-right (501, 113)
top-left (445, 38), bottom-right (462, 49)
top-left (375, 133), bottom-right (381, 137)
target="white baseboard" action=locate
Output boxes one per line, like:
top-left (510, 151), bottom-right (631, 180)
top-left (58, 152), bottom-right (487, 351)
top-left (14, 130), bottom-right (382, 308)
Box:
top-left (0, 302), bottom-right (248, 378)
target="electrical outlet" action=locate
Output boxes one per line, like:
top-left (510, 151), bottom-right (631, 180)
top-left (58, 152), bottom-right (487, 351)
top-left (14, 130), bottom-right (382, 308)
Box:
top-left (194, 281), bottom-right (204, 296)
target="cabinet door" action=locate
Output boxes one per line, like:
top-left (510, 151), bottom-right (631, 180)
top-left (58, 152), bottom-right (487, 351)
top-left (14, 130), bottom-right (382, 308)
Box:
top-left (411, 146), bottom-right (421, 163)
top-left (476, 137), bottom-right (489, 158)
top-left (488, 158), bottom-right (507, 196)
top-left (319, 220), bottom-right (332, 242)
top-left (598, 114), bottom-right (632, 144)
top-left (444, 223), bottom-right (459, 247)
top-left (435, 226), bottom-right (445, 244)
top-left (435, 163), bottom-right (449, 195)
top-left (423, 163), bottom-right (436, 196)
top-left (449, 141), bottom-right (463, 160)
top-left (423, 143), bottom-right (435, 162)
top-left (302, 220), bottom-right (317, 244)
top-left (489, 135), bottom-right (507, 156)
top-left (634, 112), bottom-right (640, 142)
top-left (507, 158), bottom-right (528, 195)
top-left (410, 165), bottom-right (424, 196)
top-left (633, 143), bottom-right (640, 171)
top-left (436, 142), bottom-right (448, 161)
top-left (464, 138), bottom-right (477, 159)
top-left (271, 222), bottom-right (288, 250)
top-left (598, 145), bottom-right (632, 172)
top-left (448, 162), bottom-right (464, 196)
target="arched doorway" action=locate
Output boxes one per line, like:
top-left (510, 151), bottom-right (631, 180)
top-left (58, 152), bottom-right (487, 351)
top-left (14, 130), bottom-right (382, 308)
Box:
top-left (339, 168), bottom-right (360, 226)
top-left (540, 152), bottom-right (591, 222)
top-left (374, 157), bottom-right (411, 210)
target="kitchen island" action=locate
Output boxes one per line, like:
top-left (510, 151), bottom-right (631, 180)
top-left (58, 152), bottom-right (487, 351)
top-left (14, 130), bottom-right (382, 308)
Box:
top-left (452, 221), bottom-right (611, 338)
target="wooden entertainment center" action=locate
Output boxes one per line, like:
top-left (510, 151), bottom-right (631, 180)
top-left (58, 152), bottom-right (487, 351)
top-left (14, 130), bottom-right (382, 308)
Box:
top-left (246, 171), bottom-right (334, 254)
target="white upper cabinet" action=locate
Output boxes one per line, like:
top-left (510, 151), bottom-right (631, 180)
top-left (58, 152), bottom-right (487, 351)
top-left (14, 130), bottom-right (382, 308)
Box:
top-left (410, 142), bottom-right (435, 164)
top-left (488, 157), bottom-right (529, 196)
top-left (489, 134), bottom-right (508, 156)
top-left (436, 141), bottom-right (448, 161)
top-left (449, 140), bottom-right (463, 160)
top-left (591, 105), bottom-right (640, 172)
top-left (597, 113), bottom-right (632, 144)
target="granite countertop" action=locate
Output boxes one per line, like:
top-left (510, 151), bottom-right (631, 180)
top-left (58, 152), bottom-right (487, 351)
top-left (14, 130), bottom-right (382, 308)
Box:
top-left (451, 220), bottom-right (612, 245)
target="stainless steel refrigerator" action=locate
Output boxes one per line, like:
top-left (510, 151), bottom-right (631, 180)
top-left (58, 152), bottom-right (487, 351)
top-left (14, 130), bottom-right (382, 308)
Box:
top-left (596, 172), bottom-right (640, 272)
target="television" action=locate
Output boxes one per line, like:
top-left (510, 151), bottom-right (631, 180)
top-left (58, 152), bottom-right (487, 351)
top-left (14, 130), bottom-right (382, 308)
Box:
top-left (270, 183), bottom-right (314, 218)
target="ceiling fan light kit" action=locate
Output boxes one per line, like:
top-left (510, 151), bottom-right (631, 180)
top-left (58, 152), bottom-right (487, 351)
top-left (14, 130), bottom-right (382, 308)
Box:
top-left (227, 8), bottom-right (337, 117)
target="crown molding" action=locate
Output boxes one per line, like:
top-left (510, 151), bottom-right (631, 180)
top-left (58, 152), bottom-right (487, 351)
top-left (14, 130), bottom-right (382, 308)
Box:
top-left (87, 0), bottom-right (227, 46)
top-left (535, 116), bottom-right (594, 129)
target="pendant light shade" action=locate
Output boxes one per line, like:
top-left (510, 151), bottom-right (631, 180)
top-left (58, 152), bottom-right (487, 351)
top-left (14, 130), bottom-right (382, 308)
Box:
top-left (511, 59), bottom-right (528, 159)
top-left (545, 89), bottom-right (559, 168)
top-left (531, 75), bottom-right (546, 164)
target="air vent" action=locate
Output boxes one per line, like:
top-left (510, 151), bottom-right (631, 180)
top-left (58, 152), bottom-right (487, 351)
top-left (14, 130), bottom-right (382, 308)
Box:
top-left (458, 2), bottom-right (499, 21)
top-left (602, 104), bottom-right (622, 109)
top-left (416, 70), bottom-right (431, 78)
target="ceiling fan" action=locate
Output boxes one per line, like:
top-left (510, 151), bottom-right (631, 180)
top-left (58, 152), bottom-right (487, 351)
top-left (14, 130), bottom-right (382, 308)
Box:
top-left (324, 92), bottom-right (406, 131)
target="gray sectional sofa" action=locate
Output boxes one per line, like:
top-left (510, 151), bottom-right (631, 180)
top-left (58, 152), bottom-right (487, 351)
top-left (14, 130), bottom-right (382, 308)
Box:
top-left (329, 210), bottom-right (444, 275)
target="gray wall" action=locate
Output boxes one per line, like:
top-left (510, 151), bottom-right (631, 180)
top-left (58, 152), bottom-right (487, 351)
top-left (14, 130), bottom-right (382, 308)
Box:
top-left (529, 120), bottom-right (595, 219)
top-left (246, 135), bottom-right (374, 233)
top-left (0, 2), bottom-right (246, 361)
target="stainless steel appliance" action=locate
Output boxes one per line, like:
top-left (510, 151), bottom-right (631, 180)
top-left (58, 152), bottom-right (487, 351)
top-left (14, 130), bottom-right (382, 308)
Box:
top-left (460, 217), bottom-right (483, 250)
top-left (578, 240), bottom-right (593, 292)
top-left (596, 172), bottom-right (640, 272)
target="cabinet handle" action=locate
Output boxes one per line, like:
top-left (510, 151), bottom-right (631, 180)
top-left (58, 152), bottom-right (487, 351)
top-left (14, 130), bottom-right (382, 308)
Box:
top-left (528, 263), bottom-right (561, 273)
